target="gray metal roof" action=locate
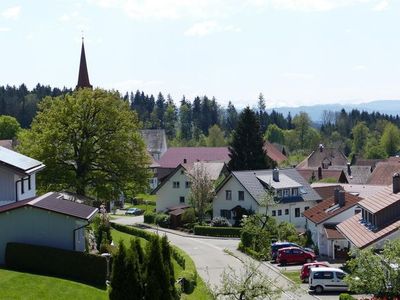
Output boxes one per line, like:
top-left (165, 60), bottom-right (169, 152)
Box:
top-left (231, 168), bottom-right (322, 204)
top-left (0, 146), bottom-right (45, 175)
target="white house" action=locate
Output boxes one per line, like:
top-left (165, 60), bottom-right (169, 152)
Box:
top-left (214, 168), bottom-right (322, 228)
top-left (0, 146), bottom-right (45, 206)
top-left (303, 189), bottom-right (362, 259)
top-left (153, 162), bottom-right (228, 212)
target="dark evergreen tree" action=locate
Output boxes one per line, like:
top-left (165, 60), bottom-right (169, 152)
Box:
top-left (160, 235), bottom-right (178, 300)
top-left (109, 241), bottom-right (128, 300)
top-left (225, 101), bottom-right (238, 132)
top-left (228, 107), bottom-right (276, 171)
top-left (125, 242), bottom-right (144, 300)
top-left (179, 101), bottom-right (192, 140)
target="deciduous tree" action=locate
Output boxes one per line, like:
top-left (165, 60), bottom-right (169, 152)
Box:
top-left (0, 115), bottom-right (21, 139)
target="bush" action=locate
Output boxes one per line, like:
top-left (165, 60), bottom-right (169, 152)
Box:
top-left (171, 248), bottom-right (186, 269)
top-left (237, 242), bottom-right (265, 260)
top-left (144, 212), bottom-right (156, 224)
top-left (5, 243), bottom-right (107, 286)
top-left (181, 208), bottom-right (196, 225)
top-left (179, 270), bottom-right (197, 293)
top-left (339, 293), bottom-right (356, 300)
top-left (155, 213), bottom-right (170, 228)
top-left (210, 217), bottom-right (231, 227)
top-left (193, 226), bottom-right (241, 237)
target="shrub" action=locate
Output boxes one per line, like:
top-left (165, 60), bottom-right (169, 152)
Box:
top-left (155, 213), bottom-right (170, 228)
top-left (237, 242), bottom-right (265, 260)
top-left (179, 270), bottom-right (197, 293)
top-left (339, 293), bottom-right (356, 300)
top-left (5, 243), bottom-right (107, 286)
top-left (193, 226), bottom-right (241, 237)
top-left (144, 212), bottom-right (156, 224)
top-left (181, 208), bottom-right (196, 225)
top-left (171, 248), bottom-right (186, 269)
top-left (210, 217), bottom-right (231, 227)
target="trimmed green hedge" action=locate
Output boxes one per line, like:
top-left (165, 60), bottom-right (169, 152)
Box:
top-left (110, 222), bottom-right (185, 269)
top-left (5, 243), bottom-right (107, 286)
top-left (339, 294), bottom-right (356, 300)
top-left (144, 212), bottom-right (156, 224)
top-left (193, 226), bottom-right (241, 237)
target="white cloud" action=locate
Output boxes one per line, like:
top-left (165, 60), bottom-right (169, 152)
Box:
top-left (184, 20), bottom-right (241, 37)
top-left (373, 0), bottom-right (389, 11)
top-left (0, 27), bottom-right (10, 32)
top-left (282, 72), bottom-right (315, 80)
top-left (1, 5), bottom-right (21, 19)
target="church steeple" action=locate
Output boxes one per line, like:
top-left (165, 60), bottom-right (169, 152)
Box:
top-left (76, 37), bottom-right (92, 89)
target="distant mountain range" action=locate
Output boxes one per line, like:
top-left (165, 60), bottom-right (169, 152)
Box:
top-left (267, 100), bottom-right (400, 122)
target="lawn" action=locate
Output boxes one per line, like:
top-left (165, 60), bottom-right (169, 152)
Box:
top-left (281, 270), bottom-right (302, 285)
top-left (0, 268), bottom-right (107, 300)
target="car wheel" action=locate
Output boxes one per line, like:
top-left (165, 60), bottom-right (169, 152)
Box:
top-left (315, 285), bottom-right (323, 294)
top-left (280, 260), bottom-right (287, 266)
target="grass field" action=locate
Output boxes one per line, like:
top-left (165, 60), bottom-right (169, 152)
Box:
top-left (0, 268), bottom-right (107, 300)
top-left (281, 270), bottom-right (302, 284)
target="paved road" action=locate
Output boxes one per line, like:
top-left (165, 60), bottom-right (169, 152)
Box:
top-left (111, 216), bottom-right (340, 300)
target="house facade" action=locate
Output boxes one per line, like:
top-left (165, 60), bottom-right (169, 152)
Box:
top-left (214, 168), bottom-right (322, 228)
top-left (303, 190), bottom-right (362, 258)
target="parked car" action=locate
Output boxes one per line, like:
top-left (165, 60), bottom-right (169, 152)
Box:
top-left (271, 242), bottom-right (314, 261)
top-left (309, 267), bottom-right (348, 294)
top-left (125, 208), bottom-right (143, 215)
top-left (300, 262), bottom-right (329, 282)
top-left (277, 246), bottom-right (316, 266)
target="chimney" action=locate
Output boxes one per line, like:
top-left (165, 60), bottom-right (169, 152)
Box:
top-left (318, 167), bottom-right (322, 180)
top-left (347, 162), bottom-right (351, 176)
top-left (334, 188), bottom-right (340, 205)
top-left (393, 173), bottom-right (400, 194)
top-left (272, 168), bottom-right (279, 182)
top-left (183, 158), bottom-right (187, 164)
top-left (338, 190), bottom-right (346, 207)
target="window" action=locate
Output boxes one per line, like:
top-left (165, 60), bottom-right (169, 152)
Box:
top-left (185, 181), bottom-right (191, 188)
top-left (173, 181), bottom-right (180, 188)
top-left (277, 189), bottom-right (282, 198)
top-left (295, 208), bottom-right (300, 218)
top-left (304, 206), bottom-right (309, 211)
top-left (292, 249), bottom-right (302, 254)
top-left (220, 209), bottom-right (231, 219)
top-left (226, 190), bottom-right (232, 200)
top-left (285, 209), bottom-right (289, 215)
top-left (313, 271), bottom-right (333, 280)
top-left (21, 179), bottom-right (24, 194)
top-left (272, 210), bottom-right (276, 216)
top-left (28, 176), bottom-right (31, 190)
top-left (278, 209), bottom-right (282, 216)
top-left (336, 272), bottom-right (345, 280)
top-left (292, 188), bottom-right (298, 196)
top-left (179, 196), bottom-right (185, 203)
top-left (283, 189), bottom-right (290, 197)
top-left (238, 191), bottom-right (244, 201)
top-left (355, 208), bottom-right (361, 215)
top-left (180, 170), bottom-right (184, 174)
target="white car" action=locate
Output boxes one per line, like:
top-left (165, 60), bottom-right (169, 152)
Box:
top-left (309, 267), bottom-right (348, 294)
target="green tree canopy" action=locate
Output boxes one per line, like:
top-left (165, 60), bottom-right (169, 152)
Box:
top-left (380, 123), bottom-right (400, 156)
top-left (206, 124), bottom-right (226, 147)
top-left (264, 124), bottom-right (284, 144)
top-left (228, 107), bottom-right (275, 171)
top-left (293, 112), bottom-right (311, 149)
top-left (18, 88), bottom-right (150, 199)
top-left (351, 121), bottom-right (369, 155)
top-left (0, 115), bottom-right (21, 139)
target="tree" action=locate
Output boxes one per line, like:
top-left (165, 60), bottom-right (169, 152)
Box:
top-left (228, 107), bottom-right (275, 171)
top-left (225, 101), bottom-right (238, 133)
top-left (211, 258), bottom-right (280, 300)
top-left (161, 235), bottom-right (178, 300)
top-left (257, 93), bottom-right (268, 133)
top-left (145, 236), bottom-right (174, 300)
top-left (109, 241), bottom-right (128, 300)
top-left (187, 162), bottom-right (215, 224)
top-left (206, 124), bottom-right (226, 147)
top-left (264, 124), bottom-right (284, 144)
top-left (381, 123), bottom-right (400, 156)
top-left (345, 240), bottom-right (400, 297)
top-left (292, 112), bottom-right (311, 150)
top-left (17, 88), bottom-right (150, 199)
top-left (351, 121), bottom-right (369, 155)
top-left (164, 99), bottom-right (178, 139)
top-left (0, 115), bottom-right (21, 139)
top-left (125, 243), bottom-right (144, 300)
top-left (179, 100), bottom-right (192, 141)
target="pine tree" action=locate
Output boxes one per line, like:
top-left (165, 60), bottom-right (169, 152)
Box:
top-left (228, 107), bottom-right (276, 171)
top-left (109, 241), bottom-right (128, 300)
top-left (160, 235), bottom-right (178, 300)
top-left (145, 236), bottom-right (173, 300)
top-left (130, 238), bottom-right (144, 269)
top-left (125, 242), bottom-right (144, 300)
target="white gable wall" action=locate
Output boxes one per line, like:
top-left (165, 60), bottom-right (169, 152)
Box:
top-left (156, 167), bottom-right (191, 212)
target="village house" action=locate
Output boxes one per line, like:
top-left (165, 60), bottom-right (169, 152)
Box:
top-left (303, 189), bottom-right (362, 259)
top-left (337, 174), bottom-right (400, 251)
top-left (213, 168), bottom-right (321, 228)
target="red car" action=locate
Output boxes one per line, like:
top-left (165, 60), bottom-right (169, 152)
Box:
top-left (300, 262), bottom-right (329, 282)
top-left (277, 247), bottom-right (316, 266)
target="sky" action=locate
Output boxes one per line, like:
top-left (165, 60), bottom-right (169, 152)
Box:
top-left (0, 0), bottom-right (399, 108)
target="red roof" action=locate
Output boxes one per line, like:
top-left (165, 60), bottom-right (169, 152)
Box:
top-left (297, 169), bottom-right (348, 183)
top-left (303, 192), bottom-right (362, 224)
top-left (313, 185), bottom-right (344, 200)
top-left (157, 147), bottom-right (230, 168)
top-left (324, 224), bottom-right (345, 240)
top-left (337, 213), bottom-right (400, 249)
top-left (358, 185), bottom-right (400, 214)
top-left (367, 159), bottom-right (400, 185)
top-left (264, 142), bottom-right (287, 163)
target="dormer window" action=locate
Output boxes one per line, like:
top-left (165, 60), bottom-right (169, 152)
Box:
top-left (283, 189), bottom-right (290, 197)
top-left (292, 188), bottom-right (298, 196)
top-left (276, 189), bottom-right (282, 198)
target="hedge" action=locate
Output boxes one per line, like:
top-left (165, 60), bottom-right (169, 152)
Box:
top-left (144, 212), bottom-right (156, 224)
top-left (339, 294), bottom-right (356, 300)
top-left (110, 222), bottom-right (185, 269)
top-left (5, 243), bottom-right (107, 286)
top-left (193, 226), bottom-right (241, 237)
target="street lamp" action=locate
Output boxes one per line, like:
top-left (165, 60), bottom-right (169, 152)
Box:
top-left (101, 252), bottom-right (111, 285)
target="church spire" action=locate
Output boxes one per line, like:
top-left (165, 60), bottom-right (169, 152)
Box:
top-left (76, 37), bottom-right (92, 89)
